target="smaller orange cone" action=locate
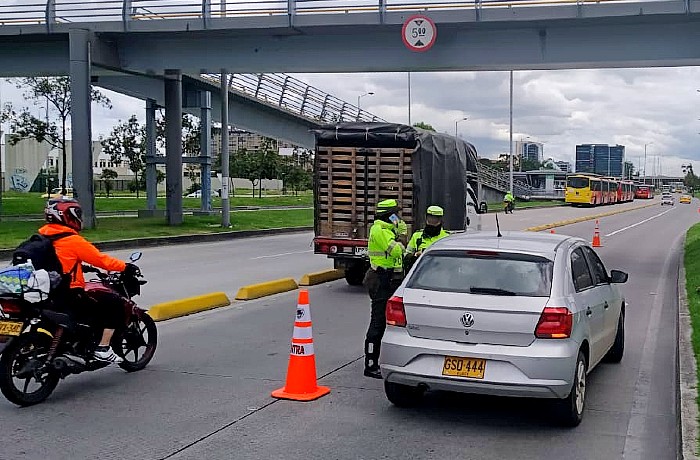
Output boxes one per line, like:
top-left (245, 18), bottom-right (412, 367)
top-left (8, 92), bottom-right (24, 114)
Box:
top-left (592, 220), bottom-right (602, 247)
top-left (272, 290), bottom-right (330, 402)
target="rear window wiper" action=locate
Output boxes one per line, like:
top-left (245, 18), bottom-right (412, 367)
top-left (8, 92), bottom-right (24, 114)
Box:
top-left (469, 287), bottom-right (517, 296)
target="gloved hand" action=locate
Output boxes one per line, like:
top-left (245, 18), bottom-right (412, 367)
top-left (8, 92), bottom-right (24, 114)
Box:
top-left (123, 263), bottom-right (141, 277)
top-left (395, 219), bottom-right (408, 237)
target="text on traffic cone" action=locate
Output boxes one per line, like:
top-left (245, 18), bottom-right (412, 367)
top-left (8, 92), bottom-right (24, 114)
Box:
top-left (271, 289), bottom-right (330, 402)
top-left (592, 219), bottom-right (602, 247)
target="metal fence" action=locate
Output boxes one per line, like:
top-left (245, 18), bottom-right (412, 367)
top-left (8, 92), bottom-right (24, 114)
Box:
top-left (201, 73), bottom-right (384, 124)
top-left (477, 162), bottom-right (533, 199)
top-left (0, 0), bottom-right (669, 26)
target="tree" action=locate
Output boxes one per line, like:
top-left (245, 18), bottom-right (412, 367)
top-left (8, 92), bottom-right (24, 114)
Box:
top-left (101, 115), bottom-right (146, 198)
top-left (413, 121), bottom-right (436, 132)
top-left (229, 138), bottom-right (280, 198)
top-left (6, 77), bottom-right (111, 194)
top-left (100, 169), bottom-right (118, 198)
top-left (682, 164), bottom-right (699, 192)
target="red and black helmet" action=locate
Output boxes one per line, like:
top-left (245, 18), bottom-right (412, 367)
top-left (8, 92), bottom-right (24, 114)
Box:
top-left (45, 198), bottom-right (83, 232)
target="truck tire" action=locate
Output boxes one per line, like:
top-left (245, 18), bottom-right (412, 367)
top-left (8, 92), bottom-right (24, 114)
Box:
top-left (345, 262), bottom-right (367, 286)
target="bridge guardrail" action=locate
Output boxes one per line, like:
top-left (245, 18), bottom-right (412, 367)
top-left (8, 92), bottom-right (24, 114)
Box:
top-left (0, 0), bottom-right (681, 27)
top-left (477, 162), bottom-right (533, 199)
top-left (199, 73), bottom-right (384, 124)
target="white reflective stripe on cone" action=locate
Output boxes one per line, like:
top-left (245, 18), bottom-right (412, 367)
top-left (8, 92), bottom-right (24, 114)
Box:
top-left (293, 326), bottom-right (313, 340)
top-left (295, 304), bottom-right (311, 322)
top-left (290, 342), bottom-right (314, 357)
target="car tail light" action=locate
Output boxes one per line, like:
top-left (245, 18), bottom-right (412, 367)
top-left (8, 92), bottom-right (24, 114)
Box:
top-left (386, 296), bottom-right (406, 327)
top-left (0, 301), bottom-right (21, 316)
top-left (535, 307), bottom-right (572, 339)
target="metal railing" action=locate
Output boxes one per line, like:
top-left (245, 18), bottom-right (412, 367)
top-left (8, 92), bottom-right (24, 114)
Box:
top-left (200, 73), bottom-right (384, 124)
top-left (0, 0), bottom-right (677, 27)
top-left (477, 162), bottom-right (533, 199)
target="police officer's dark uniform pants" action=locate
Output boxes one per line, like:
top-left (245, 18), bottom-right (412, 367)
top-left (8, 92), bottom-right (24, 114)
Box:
top-left (364, 268), bottom-right (401, 371)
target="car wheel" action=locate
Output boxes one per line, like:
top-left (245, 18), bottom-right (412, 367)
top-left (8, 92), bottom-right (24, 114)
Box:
top-left (384, 380), bottom-right (424, 407)
top-left (604, 312), bottom-right (625, 363)
top-left (554, 351), bottom-right (587, 427)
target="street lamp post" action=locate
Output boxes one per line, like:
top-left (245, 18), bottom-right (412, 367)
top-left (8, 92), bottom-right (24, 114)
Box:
top-left (643, 142), bottom-right (653, 185)
top-left (357, 91), bottom-right (374, 111)
top-left (454, 117), bottom-right (468, 138)
top-left (509, 70), bottom-right (514, 194)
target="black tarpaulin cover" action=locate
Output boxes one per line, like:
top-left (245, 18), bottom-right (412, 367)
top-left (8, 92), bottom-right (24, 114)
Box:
top-left (314, 122), bottom-right (479, 231)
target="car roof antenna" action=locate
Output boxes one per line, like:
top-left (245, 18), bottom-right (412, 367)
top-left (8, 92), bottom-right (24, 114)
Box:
top-left (496, 214), bottom-right (503, 238)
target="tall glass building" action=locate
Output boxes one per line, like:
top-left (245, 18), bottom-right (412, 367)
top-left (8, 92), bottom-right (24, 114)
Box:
top-left (575, 144), bottom-right (625, 177)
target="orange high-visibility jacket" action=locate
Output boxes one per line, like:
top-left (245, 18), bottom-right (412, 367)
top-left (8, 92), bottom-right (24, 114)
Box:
top-left (39, 224), bottom-right (127, 289)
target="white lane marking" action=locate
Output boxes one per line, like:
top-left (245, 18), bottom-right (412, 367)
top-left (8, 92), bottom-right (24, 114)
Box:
top-left (250, 250), bottom-right (313, 260)
top-left (605, 207), bottom-right (676, 237)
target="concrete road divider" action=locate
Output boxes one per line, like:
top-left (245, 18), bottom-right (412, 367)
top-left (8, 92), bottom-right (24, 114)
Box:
top-left (299, 269), bottom-right (345, 286)
top-left (236, 278), bottom-right (299, 300)
top-left (525, 202), bottom-right (656, 232)
top-left (148, 292), bottom-right (231, 321)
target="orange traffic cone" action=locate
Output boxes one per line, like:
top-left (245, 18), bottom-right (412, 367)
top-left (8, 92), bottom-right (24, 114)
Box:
top-left (271, 290), bottom-right (330, 402)
top-left (592, 220), bottom-right (602, 247)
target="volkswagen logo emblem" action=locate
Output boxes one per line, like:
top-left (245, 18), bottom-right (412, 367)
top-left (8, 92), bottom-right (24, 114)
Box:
top-left (460, 313), bottom-right (475, 328)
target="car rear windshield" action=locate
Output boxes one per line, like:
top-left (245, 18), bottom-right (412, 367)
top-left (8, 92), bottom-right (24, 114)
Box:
top-left (407, 250), bottom-right (554, 297)
top-left (567, 177), bottom-right (589, 189)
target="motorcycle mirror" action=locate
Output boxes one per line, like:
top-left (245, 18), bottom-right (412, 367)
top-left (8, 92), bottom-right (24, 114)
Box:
top-left (129, 252), bottom-right (142, 262)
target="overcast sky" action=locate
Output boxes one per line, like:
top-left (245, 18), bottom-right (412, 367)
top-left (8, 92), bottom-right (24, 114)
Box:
top-left (2, 67), bottom-right (699, 178)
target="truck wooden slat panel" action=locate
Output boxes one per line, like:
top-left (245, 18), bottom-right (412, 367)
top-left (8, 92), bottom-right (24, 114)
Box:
top-left (315, 145), bottom-right (414, 239)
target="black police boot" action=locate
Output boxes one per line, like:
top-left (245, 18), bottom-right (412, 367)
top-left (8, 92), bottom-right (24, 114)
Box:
top-left (363, 340), bottom-right (382, 379)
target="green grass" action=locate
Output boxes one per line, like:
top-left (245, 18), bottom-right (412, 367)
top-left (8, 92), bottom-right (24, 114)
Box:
top-left (486, 200), bottom-right (565, 212)
top-left (0, 208), bottom-right (313, 249)
top-left (684, 222), bottom-right (700, 441)
top-left (0, 191), bottom-right (312, 216)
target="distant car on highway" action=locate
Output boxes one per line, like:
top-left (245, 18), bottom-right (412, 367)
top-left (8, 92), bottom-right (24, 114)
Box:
top-left (185, 189), bottom-right (219, 198)
top-left (680, 194), bottom-right (692, 204)
top-left (380, 231), bottom-right (628, 426)
top-left (660, 193), bottom-right (674, 206)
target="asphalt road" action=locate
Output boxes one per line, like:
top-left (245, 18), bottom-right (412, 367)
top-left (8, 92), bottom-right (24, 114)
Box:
top-left (0, 198), bottom-right (695, 460)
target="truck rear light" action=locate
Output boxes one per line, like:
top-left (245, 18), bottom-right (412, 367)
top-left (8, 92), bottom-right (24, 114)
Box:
top-left (316, 243), bottom-right (329, 254)
top-left (386, 296), bottom-right (406, 327)
top-left (535, 307), bottom-right (573, 339)
top-left (329, 245), bottom-right (338, 254)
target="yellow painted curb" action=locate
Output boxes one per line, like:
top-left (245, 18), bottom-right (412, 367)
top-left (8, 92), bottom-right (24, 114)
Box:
top-left (525, 202), bottom-right (656, 232)
top-left (148, 292), bottom-right (231, 321)
top-left (299, 269), bottom-right (345, 286)
top-left (235, 278), bottom-right (299, 300)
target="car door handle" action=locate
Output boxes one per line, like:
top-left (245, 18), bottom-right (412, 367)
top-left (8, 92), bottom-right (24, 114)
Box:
top-left (586, 307), bottom-right (593, 317)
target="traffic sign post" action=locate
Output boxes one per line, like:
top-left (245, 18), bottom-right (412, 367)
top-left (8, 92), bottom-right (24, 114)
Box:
top-left (402, 15), bottom-right (437, 52)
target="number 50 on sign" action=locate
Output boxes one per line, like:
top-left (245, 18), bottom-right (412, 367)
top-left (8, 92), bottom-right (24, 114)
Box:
top-left (402, 15), bottom-right (437, 52)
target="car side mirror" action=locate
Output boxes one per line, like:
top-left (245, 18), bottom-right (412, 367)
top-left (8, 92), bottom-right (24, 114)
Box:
top-left (609, 270), bottom-right (628, 284)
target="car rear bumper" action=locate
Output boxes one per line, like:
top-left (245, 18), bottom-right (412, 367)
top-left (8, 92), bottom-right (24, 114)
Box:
top-left (380, 327), bottom-right (580, 399)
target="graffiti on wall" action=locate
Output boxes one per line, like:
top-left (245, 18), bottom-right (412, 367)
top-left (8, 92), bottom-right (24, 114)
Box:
top-left (10, 168), bottom-right (31, 192)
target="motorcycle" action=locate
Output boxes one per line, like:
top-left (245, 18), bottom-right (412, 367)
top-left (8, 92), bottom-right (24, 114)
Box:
top-left (0, 252), bottom-right (156, 406)
top-left (503, 200), bottom-right (514, 214)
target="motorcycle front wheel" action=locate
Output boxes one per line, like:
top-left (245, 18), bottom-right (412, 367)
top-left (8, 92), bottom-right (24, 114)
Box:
top-left (113, 313), bottom-right (158, 372)
top-left (0, 332), bottom-right (60, 406)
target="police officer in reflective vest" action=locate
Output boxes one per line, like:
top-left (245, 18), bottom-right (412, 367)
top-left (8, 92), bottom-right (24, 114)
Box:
top-left (404, 205), bottom-right (450, 272)
top-left (363, 199), bottom-right (407, 379)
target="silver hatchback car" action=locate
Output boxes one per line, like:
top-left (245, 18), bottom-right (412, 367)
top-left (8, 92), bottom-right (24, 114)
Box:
top-left (380, 231), bottom-right (628, 426)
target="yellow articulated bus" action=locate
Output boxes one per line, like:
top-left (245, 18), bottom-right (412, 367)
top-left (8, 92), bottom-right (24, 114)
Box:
top-left (566, 174), bottom-right (601, 206)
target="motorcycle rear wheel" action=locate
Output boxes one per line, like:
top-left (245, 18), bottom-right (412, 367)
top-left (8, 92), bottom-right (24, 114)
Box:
top-left (113, 313), bottom-right (157, 372)
top-left (0, 332), bottom-right (60, 407)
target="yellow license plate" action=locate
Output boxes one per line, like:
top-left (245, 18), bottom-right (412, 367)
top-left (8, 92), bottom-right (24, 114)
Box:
top-left (442, 356), bottom-right (486, 379)
top-left (0, 321), bottom-right (23, 337)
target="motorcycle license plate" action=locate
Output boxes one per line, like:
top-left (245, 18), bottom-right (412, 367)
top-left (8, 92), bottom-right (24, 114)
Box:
top-left (442, 356), bottom-right (486, 379)
top-left (0, 320), bottom-right (23, 337)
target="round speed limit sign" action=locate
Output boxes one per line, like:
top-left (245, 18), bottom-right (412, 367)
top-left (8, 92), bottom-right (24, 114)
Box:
top-left (402, 15), bottom-right (437, 52)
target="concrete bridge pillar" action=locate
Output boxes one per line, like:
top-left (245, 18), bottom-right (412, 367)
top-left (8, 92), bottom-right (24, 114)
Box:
top-left (69, 28), bottom-right (95, 229)
top-left (164, 69), bottom-right (183, 225)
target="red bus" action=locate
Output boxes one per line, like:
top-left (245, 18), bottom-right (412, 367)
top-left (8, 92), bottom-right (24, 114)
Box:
top-left (635, 185), bottom-right (654, 199)
top-left (617, 181), bottom-right (635, 202)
